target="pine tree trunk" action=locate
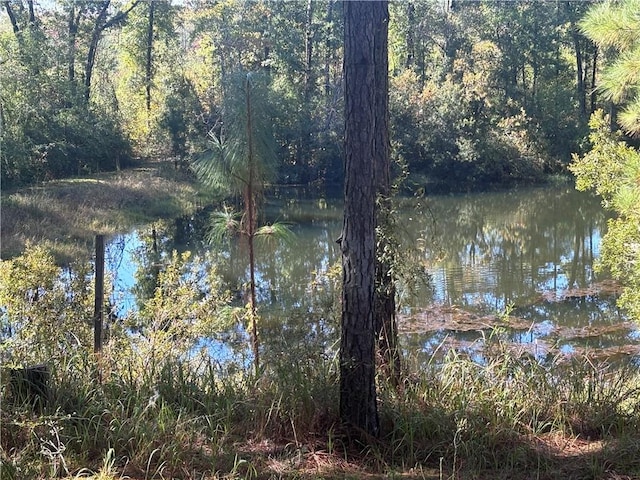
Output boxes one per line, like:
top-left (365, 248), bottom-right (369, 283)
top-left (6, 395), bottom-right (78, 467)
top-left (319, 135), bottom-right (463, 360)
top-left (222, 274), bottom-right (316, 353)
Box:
top-left (340, 0), bottom-right (380, 439)
top-left (245, 75), bottom-right (260, 375)
top-left (145, 0), bottom-right (155, 120)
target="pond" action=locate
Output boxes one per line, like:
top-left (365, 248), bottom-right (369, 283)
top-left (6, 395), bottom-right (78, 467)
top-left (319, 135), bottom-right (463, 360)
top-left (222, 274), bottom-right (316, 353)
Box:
top-left (104, 183), bottom-right (640, 363)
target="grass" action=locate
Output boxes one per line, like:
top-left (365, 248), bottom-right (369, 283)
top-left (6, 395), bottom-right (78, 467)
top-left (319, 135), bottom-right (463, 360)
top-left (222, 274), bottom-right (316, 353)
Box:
top-left (0, 159), bottom-right (210, 263)
top-left (3, 337), bottom-right (640, 480)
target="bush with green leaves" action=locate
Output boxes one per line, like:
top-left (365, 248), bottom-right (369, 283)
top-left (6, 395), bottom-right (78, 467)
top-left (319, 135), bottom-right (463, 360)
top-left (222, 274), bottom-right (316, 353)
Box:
top-left (0, 243), bottom-right (242, 381)
top-left (390, 70), bottom-right (546, 191)
top-left (0, 243), bottom-right (94, 367)
top-left (570, 111), bottom-right (640, 320)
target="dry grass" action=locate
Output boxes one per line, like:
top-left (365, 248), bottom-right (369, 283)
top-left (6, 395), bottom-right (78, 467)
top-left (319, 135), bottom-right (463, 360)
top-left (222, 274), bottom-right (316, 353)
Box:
top-left (44, 433), bottom-right (637, 480)
top-left (1, 160), bottom-right (208, 262)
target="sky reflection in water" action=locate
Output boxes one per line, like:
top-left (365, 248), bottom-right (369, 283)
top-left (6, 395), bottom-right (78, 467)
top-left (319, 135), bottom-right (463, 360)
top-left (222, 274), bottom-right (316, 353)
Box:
top-left (106, 184), bottom-right (637, 363)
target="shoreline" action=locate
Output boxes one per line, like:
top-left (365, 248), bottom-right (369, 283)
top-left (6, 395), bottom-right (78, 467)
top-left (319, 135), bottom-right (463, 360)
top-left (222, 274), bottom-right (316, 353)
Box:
top-left (1, 160), bottom-right (206, 263)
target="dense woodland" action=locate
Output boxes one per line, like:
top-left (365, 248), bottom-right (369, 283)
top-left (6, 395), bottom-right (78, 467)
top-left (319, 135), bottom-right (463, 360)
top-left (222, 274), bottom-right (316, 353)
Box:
top-left (1, 0), bottom-right (604, 190)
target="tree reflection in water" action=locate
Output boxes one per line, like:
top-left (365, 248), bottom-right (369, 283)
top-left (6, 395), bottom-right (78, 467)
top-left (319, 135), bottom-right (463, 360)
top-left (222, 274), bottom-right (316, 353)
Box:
top-left (108, 184), bottom-right (635, 364)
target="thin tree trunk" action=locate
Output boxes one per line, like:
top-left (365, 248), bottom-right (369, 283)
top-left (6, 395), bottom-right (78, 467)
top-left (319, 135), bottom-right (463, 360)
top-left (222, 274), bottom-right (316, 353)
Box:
top-left (245, 75), bottom-right (260, 375)
top-left (85, 1), bottom-right (110, 102)
top-left (590, 45), bottom-right (598, 114)
top-left (406, 2), bottom-right (415, 68)
top-left (27, 0), bottom-right (35, 25)
top-left (340, 0), bottom-right (379, 440)
top-left (85, 0), bottom-right (141, 103)
top-left (67, 5), bottom-right (84, 100)
top-left (145, 0), bottom-right (155, 120)
top-left (68, 6), bottom-right (77, 86)
top-left (304, 0), bottom-right (315, 102)
top-left (572, 28), bottom-right (587, 117)
top-left (323, 0), bottom-right (334, 99)
top-left (3, 1), bottom-right (20, 35)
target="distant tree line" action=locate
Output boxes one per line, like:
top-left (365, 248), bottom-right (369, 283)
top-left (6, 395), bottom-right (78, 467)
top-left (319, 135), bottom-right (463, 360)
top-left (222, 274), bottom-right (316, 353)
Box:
top-left (0, 0), bottom-right (607, 190)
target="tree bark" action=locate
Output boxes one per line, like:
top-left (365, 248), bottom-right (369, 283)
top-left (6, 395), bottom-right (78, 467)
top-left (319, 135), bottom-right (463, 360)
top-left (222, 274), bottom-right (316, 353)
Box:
top-left (67, 4), bottom-right (85, 100)
top-left (3, 1), bottom-right (20, 35)
top-left (590, 45), bottom-right (598, 114)
top-left (85, 1), bottom-right (111, 102)
top-left (27, 0), bottom-right (35, 26)
top-left (304, 0), bottom-right (315, 102)
top-left (406, 2), bottom-right (415, 68)
top-left (340, 0), bottom-right (380, 440)
top-left (245, 75), bottom-right (260, 375)
top-left (572, 26), bottom-right (587, 117)
top-left (323, 0), bottom-right (334, 99)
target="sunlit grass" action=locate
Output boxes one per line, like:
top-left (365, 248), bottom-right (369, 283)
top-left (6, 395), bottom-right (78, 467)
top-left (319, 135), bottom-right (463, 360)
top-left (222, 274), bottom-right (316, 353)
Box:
top-left (0, 159), bottom-right (211, 263)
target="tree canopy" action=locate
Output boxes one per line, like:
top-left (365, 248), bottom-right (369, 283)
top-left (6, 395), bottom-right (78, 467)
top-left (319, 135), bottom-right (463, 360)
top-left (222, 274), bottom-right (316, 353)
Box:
top-left (0, 0), bottom-right (606, 191)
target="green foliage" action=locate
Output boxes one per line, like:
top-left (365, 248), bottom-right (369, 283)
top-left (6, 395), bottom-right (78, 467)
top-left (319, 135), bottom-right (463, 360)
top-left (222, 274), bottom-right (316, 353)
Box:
top-left (0, 0), bottom-right (605, 190)
top-left (114, 249), bottom-right (242, 377)
top-left (0, 243), bottom-right (94, 366)
top-left (579, 0), bottom-right (640, 51)
top-left (207, 205), bottom-right (243, 245)
top-left (198, 73), bottom-right (277, 190)
top-left (572, 0), bottom-right (640, 320)
top-left (580, 0), bottom-right (640, 135)
top-left (570, 112), bottom-right (629, 202)
top-left (0, 6), bottom-right (133, 188)
top-left (570, 111), bottom-right (640, 319)
top-left (387, 0), bottom-right (590, 190)
top-left (159, 76), bottom-right (205, 162)
top-left (390, 70), bottom-right (546, 190)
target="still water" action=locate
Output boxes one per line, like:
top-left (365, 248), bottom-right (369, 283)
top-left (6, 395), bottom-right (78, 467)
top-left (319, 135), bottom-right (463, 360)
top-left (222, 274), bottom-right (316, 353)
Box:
top-left (106, 184), bottom-right (639, 362)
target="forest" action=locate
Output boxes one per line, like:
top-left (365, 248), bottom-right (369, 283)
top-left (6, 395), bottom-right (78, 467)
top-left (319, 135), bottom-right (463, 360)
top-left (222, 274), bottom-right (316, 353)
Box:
top-left (2, 0), bottom-right (640, 479)
top-left (1, 0), bottom-right (604, 190)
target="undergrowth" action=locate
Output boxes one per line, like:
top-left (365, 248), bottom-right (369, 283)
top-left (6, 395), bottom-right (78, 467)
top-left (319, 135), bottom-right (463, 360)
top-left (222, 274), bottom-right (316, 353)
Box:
top-left (2, 246), bottom-right (640, 479)
top-left (4, 346), bottom-right (640, 479)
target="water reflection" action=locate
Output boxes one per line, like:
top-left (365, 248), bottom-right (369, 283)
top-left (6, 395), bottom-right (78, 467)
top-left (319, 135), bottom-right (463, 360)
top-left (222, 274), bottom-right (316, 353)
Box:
top-left (416, 186), bottom-right (605, 308)
top-left (107, 184), bottom-right (638, 362)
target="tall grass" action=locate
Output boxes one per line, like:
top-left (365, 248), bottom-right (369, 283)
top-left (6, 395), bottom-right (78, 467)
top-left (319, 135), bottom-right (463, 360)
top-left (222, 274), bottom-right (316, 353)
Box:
top-left (4, 247), bottom-right (640, 479)
top-left (0, 159), bottom-right (206, 262)
top-left (378, 344), bottom-right (640, 478)
top-left (4, 337), bottom-right (640, 479)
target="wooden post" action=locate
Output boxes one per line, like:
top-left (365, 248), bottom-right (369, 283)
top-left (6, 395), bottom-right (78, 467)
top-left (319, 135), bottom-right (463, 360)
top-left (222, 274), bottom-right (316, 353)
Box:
top-left (94, 234), bottom-right (105, 353)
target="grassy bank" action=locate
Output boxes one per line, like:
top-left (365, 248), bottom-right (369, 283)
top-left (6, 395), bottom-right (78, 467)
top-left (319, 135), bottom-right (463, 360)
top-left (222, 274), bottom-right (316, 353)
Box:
top-left (2, 245), bottom-right (640, 480)
top-left (1, 160), bottom-right (207, 263)
top-left (4, 342), bottom-right (640, 480)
